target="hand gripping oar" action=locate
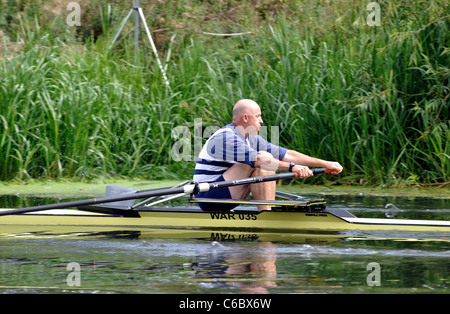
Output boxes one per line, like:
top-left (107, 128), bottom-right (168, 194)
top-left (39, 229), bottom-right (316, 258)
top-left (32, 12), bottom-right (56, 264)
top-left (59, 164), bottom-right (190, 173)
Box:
top-left (0, 168), bottom-right (331, 216)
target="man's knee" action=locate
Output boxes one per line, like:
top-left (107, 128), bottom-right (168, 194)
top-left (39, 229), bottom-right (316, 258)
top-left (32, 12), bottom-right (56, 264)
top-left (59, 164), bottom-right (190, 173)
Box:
top-left (223, 162), bottom-right (254, 180)
top-left (252, 167), bottom-right (275, 176)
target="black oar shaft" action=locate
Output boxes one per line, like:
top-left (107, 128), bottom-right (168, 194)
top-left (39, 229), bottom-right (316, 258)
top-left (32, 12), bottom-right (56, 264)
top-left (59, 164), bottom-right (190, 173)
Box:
top-left (0, 185), bottom-right (186, 216)
top-left (0, 168), bottom-right (327, 216)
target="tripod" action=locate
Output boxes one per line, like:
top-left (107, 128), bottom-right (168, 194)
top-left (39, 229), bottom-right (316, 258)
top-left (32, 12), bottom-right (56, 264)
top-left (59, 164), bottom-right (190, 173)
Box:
top-left (110, 0), bottom-right (170, 87)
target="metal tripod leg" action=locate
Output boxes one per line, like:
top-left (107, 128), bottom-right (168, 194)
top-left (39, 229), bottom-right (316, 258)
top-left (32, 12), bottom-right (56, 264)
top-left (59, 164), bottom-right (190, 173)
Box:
top-left (110, 8), bottom-right (133, 48)
top-left (109, 0), bottom-right (170, 88)
top-left (137, 7), bottom-right (170, 87)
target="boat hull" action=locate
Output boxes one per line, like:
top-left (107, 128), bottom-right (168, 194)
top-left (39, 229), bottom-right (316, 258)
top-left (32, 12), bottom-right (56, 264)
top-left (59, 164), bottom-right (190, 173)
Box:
top-left (1, 207), bottom-right (449, 233)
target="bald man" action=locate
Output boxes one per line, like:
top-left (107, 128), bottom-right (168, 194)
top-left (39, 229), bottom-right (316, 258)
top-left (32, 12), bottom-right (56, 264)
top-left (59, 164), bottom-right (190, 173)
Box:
top-left (193, 99), bottom-right (343, 211)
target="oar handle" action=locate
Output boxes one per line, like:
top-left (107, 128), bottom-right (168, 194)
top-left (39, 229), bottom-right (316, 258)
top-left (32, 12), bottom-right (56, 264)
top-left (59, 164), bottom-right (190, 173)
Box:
top-left (312, 168), bottom-right (332, 175)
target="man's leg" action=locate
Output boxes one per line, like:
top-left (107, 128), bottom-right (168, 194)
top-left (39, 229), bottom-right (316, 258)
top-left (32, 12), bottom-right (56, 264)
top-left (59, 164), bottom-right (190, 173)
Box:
top-left (250, 167), bottom-right (276, 211)
top-left (223, 163), bottom-right (276, 211)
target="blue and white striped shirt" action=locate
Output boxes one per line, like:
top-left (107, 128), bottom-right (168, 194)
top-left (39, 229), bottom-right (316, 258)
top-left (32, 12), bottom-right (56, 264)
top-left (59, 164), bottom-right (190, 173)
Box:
top-left (193, 123), bottom-right (288, 183)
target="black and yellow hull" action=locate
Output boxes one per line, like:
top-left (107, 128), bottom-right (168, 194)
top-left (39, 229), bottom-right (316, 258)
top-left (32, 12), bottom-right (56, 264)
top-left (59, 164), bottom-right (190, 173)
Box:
top-left (1, 206), bottom-right (449, 233)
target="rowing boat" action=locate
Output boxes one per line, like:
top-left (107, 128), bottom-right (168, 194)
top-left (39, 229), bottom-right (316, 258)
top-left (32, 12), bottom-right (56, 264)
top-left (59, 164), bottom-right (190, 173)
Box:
top-left (2, 202), bottom-right (448, 232)
top-left (1, 201), bottom-right (449, 233)
top-left (1, 170), bottom-right (449, 233)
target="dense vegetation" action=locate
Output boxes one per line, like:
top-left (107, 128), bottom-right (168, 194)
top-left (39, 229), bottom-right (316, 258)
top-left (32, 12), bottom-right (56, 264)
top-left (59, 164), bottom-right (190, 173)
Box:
top-left (0, 0), bottom-right (448, 186)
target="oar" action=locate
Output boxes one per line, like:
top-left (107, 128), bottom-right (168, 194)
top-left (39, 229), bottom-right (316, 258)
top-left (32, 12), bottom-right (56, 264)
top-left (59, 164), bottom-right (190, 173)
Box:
top-left (0, 168), bottom-right (330, 216)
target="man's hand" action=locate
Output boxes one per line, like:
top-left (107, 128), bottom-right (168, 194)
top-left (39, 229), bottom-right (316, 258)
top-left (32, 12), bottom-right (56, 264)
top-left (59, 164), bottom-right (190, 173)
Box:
top-left (292, 165), bottom-right (313, 178)
top-left (324, 161), bottom-right (343, 174)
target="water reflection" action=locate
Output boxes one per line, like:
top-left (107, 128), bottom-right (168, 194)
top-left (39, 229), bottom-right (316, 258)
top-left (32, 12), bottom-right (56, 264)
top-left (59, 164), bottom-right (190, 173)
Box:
top-left (191, 242), bottom-right (278, 294)
top-left (182, 232), bottom-right (449, 294)
top-left (0, 229), bottom-right (449, 294)
top-left (0, 193), bottom-right (449, 294)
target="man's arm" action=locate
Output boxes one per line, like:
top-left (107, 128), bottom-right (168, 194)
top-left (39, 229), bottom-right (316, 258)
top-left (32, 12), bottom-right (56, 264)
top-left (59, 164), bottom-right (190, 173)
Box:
top-left (282, 150), bottom-right (343, 174)
top-left (254, 150), bottom-right (343, 178)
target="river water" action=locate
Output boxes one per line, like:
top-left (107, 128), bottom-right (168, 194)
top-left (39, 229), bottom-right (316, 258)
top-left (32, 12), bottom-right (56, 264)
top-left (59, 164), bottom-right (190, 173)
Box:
top-left (0, 191), bottom-right (449, 295)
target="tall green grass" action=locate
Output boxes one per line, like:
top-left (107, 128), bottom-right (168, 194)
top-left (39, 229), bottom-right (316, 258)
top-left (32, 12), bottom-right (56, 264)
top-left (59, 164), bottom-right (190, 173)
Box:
top-left (0, 0), bottom-right (448, 185)
top-left (0, 35), bottom-right (181, 180)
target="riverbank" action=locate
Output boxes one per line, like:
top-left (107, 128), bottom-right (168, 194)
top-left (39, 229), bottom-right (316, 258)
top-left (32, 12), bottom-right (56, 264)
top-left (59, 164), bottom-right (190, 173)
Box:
top-left (1, 178), bottom-right (449, 199)
top-left (1, 1), bottom-right (448, 185)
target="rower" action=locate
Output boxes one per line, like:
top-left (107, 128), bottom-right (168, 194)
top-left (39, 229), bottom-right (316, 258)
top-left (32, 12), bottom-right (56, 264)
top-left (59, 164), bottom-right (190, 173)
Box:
top-left (193, 99), bottom-right (343, 211)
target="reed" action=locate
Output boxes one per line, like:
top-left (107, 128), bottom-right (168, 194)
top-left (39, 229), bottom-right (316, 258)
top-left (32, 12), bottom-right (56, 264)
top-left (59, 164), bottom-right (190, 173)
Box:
top-left (0, 0), bottom-right (448, 185)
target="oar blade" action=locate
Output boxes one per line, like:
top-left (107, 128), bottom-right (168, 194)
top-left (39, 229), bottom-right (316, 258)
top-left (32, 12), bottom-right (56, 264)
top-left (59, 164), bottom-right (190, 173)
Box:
top-left (105, 185), bottom-right (138, 208)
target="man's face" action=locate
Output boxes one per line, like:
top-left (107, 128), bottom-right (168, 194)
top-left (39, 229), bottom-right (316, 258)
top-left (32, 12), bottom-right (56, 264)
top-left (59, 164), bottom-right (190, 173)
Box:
top-left (244, 106), bottom-right (263, 136)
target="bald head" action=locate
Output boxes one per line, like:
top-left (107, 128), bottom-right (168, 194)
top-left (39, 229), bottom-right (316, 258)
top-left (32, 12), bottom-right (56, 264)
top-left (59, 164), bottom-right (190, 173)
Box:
top-left (232, 99), bottom-right (260, 123)
top-left (232, 99), bottom-right (263, 136)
